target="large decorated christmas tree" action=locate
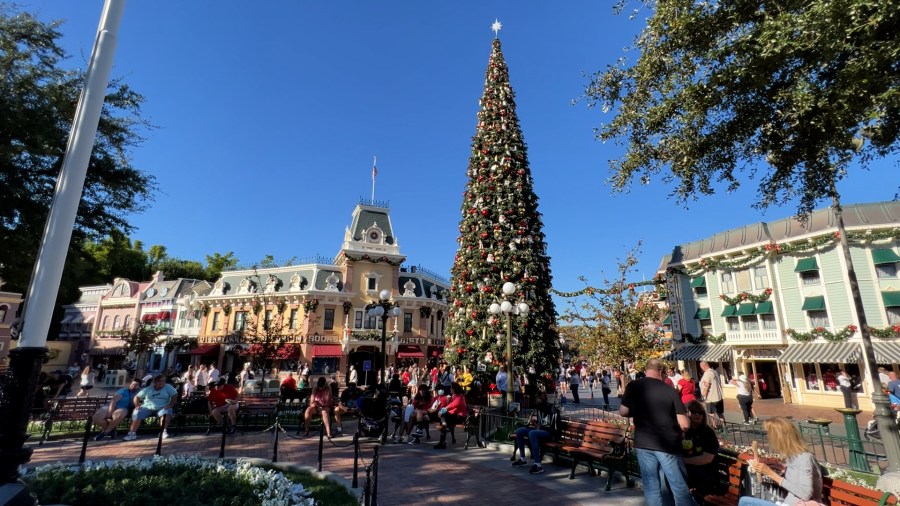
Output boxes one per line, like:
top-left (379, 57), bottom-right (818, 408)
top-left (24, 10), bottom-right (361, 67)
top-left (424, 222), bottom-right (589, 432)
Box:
top-left (445, 28), bottom-right (560, 385)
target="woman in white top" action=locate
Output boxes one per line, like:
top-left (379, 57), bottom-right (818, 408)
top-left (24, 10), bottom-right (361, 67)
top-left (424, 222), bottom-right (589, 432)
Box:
top-left (77, 366), bottom-right (94, 397)
top-left (731, 373), bottom-right (755, 424)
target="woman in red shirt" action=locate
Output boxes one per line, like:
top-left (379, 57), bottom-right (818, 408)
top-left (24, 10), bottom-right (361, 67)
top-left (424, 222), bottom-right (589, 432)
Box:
top-left (433, 382), bottom-right (467, 449)
top-left (304, 377), bottom-right (334, 438)
top-left (678, 369), bottom-right (697, 406)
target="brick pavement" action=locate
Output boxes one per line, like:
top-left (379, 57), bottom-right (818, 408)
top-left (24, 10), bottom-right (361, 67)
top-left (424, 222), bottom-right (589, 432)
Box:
top-left (26, 425), bottom-right (645, 505)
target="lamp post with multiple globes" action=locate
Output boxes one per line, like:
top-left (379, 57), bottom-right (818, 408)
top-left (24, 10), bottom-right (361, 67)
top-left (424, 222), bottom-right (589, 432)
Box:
top-left (488, 282), bottom-right (529, 406)
top-left (366, 289), bottom-right (401, 443)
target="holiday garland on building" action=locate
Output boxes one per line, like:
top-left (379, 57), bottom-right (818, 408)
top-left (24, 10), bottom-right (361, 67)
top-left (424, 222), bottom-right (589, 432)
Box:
top-left (445, 35), bottom-right (560, 381)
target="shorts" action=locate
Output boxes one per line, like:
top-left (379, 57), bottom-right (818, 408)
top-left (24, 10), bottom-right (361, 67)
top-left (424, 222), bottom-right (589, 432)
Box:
top-left (135, 407), bottom-right (174, 421)
top-left (706, 400), bottom-right (725, 416)
top-left (403, 404), bottom-right (414, 423)
top-left (81, 385), bottom-right (94, 390)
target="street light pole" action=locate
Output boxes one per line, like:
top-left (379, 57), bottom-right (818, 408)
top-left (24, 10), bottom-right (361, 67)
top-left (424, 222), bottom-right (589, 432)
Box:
top-left (367, 289), bottom-right (400, 444)
top-left (488, 282), bottom-right (528, 407)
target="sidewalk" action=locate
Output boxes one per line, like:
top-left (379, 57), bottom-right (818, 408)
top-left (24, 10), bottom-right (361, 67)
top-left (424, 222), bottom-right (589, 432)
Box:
top-left (26, 425), bottom-right (645, 505)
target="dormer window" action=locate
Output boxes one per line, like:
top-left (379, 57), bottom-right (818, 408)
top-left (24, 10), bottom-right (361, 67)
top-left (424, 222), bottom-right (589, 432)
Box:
top-left (368, 277), bottom-right (377, 290)
top-left (365, 224), bottom-right (384, 244)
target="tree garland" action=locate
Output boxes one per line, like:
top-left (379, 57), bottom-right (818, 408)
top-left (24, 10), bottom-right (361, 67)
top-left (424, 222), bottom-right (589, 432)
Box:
top-left (719, 288), bottom-right (773, 306)
top-left (705, 333), bottom-right (727, 344)
top-left (786, 324), bottom-right (857, 342)
top-left (551, 276), bottom-right (663, 298)
top-left (870, 324), bottom-right (900, 339)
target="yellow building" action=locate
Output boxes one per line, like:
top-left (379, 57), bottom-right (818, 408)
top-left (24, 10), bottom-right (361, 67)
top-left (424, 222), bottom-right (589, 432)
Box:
top-left (195, 200), bottom-right (449, 384)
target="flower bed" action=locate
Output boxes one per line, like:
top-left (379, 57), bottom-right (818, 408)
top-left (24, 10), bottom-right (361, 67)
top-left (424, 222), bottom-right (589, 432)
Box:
top-left (24, 456), bottom-right (323, 506)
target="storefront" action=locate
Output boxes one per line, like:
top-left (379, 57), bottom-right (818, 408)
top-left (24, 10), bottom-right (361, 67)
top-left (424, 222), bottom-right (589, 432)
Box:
top-left (779, 341), bottom-right (866, 409)
top-left (397, 344), bottom-right (425, 367)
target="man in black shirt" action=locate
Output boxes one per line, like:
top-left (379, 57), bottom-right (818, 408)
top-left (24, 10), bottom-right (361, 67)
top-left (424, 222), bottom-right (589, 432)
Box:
top-left (620, 359), bottom-right (696, 506)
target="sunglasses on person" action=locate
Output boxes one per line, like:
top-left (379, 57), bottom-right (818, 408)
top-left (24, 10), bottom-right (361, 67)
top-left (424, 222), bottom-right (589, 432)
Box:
top-left (689, 410), bottom-right (705, 415)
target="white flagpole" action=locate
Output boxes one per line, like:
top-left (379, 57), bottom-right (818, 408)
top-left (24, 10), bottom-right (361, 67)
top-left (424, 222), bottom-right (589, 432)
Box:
top-left (19, 0), bottom-right (126, 347)
top-left (371, 155), bottom-right (377, 202)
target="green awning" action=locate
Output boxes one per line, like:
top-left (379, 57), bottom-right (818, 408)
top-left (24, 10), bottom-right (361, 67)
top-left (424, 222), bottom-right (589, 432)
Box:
top-left (801, 296), bottom-right (826, 311)
top-left (736, 304), bottom-right (756, 316)
top-left (694, 308), bottom-right (711, 319)
top-left (883, 292), bottom-right (900, 308)
top-left (690, 277), bottom-right (706, 288)
top-left (873, 249), bottom-right (900, 265)
top-left (795, 258), bottom-right (819, 273)
top-left (721, 305), bottom-right (737, 317)
top-left (662, 315), bottom-right (672, 325)
top-left (755, 301), bottom-right (774, 314)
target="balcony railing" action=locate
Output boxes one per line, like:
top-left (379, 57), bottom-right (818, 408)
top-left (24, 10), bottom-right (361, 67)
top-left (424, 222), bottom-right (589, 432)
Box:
top-left (725, 329), bottom-right (784, 344)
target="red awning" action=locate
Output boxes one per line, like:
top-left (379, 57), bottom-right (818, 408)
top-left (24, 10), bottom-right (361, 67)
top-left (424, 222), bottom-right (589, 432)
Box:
top-left (158, 311), bottom-right (172, 320)
top-left (189, 344), bottom-right (221, 356)
top-left (141, 314), bottom-right (155, 322)
top-left (277, 344), bottom-right (302, 359)
top-left (397, 345), bottom-right (425, 358)
top-left (427, 346), bottom-right (444, 358)
top-left (312, 345), bottom-right (343, 358)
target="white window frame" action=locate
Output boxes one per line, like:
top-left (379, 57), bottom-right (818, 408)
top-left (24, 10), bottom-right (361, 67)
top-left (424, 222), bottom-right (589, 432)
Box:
top-left (741, 315), bottom-right (759, 330)
top-left (726, 316), bottom-right (740, 331)
top-left (753, 266), bottom-right (769, 290)
top-left (761, 314), bottom-right (777, 330)
top-left (808, 310), bottom-right (830, 328)
top-left (801, 270), bottom-right (821, 286)
top-left (721, 272), bottom-right (734, 293)
top-left (876, 263), bottom-right (898, 279)
top-left (887, 307), bottom-right (900, 325)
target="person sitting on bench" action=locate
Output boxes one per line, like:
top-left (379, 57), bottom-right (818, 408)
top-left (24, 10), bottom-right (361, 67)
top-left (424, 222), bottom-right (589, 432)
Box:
top-left (334, 382), bottom-right (362, 436)
top-left (511, 391), bottom-right (558, 474)
top-left (123, 374), bottom-right (177, 441)
top-left (92, 380), bottom-right (140, 441)
top-left (433, 382), bottom-right (467, 449)
top-left (208, 377), bottom-right (239, 433)
top-left (304, 376), bottom-right (334, 438)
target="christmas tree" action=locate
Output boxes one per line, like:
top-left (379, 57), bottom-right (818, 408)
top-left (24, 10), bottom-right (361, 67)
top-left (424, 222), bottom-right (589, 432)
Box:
top-left (445, 32), bottom-right (560, 385)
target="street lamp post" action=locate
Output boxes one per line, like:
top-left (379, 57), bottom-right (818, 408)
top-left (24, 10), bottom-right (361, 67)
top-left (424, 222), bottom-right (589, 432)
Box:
top-left (488, 282), bottom-right (529, 406)
top-left (366, 289), bottom-right (401, 444)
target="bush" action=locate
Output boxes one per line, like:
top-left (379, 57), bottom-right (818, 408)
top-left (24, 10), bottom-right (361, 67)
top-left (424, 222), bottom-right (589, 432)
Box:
top-left (25, 457), bottom-right (318, 506)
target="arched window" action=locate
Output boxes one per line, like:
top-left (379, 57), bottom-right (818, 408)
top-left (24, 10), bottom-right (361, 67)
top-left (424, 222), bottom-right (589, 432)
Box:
top-left (0, 305), bottom-right (7, 323)
top-left (113, 315), bottom-right (121, 329)
top-left (123, 315), bottom-right (132, 330)
top-left (102, 315), bottom-right (109, 330)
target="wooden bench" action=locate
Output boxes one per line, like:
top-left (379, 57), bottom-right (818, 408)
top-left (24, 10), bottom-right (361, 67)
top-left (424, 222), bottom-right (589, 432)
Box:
top-left (701, 455), bottom-right (898, 506)
top-left (172, 392), bottom-right (216, 435)
top-left (237, 396), bottom-right (278, 432)
top-left (701, 458), bottom-right (744, 506)
top-left (543, 419), bottom-right (634, 490)
top-left (39, 396), bottom-right (109, 444)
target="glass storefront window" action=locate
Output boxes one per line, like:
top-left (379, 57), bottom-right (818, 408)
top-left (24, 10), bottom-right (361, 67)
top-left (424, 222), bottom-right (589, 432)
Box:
top-left (803, 363), bottom-right (820, 391)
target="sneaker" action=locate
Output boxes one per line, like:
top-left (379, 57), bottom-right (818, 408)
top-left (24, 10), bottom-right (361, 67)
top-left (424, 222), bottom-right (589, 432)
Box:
top-left (109, 429), bottom-right (117, 440)
top-left (94, 432), bottom-right (107, 441)
top-left (512, 459), bottom-right (528, 467)
top-left (529, 464), bottom-right (544, 475)
top-left (743, 421), bottom-right (752, 426)
top-left (123, 432), bottom-right (137, 441)
top-left (408, 438), bottom-right (419, 445)
top-left (433, 442), bottom-right (447, 449)
top-left (162, 430), bottom-right (170, 439)
top-left (412, 428), bottom-right (424, 437)
top-left (227, 426), bottom-right (236, 435)
top-left (336, 427), bottom-right (343, 436)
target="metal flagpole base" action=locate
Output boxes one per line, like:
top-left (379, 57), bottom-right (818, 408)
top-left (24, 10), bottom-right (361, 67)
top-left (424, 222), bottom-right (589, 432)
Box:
top-left (0, 347), bottom-right (47, 484)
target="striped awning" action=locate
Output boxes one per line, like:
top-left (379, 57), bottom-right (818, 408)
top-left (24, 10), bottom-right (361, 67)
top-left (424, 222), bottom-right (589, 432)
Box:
top-left (873, 342), bottom-right (900, 364)
top-left (777, 342), bottom-right (860, 364)
top-left (666, 344), bottom-right (733, 362)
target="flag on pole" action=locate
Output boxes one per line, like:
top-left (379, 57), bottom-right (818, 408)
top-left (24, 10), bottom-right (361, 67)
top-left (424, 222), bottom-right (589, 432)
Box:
top-left (372, 156), bottom-right (378, 181)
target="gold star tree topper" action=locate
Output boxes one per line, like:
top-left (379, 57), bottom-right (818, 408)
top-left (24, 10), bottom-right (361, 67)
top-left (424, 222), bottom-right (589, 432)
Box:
top-left (491, 19), bottom-right (502, 38)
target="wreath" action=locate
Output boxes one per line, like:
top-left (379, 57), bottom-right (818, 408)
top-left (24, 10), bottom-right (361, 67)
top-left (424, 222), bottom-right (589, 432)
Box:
top-left (419, 306), bottom-right (433, 318)
top-left (303, 298), bottom-right (319, 313)
top-left (222, 303), bottom-right (232, 316)
top-left (342, 301), bottom-right (353, 314)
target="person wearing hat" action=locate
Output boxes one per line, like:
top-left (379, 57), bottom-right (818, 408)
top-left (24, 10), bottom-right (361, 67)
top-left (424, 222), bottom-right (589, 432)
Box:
top-left (208, 377), bottom-right (239, 432)
top-left (731, 372), bottom-right (755, 425)
top-left (123, 374), bottom-right (178, 441)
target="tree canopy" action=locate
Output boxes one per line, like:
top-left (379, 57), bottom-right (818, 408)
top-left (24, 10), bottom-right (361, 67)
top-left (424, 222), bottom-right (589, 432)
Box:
top-left (583, 0), bottom-right (900, 216)
top-left (0, 7), bottom-right (157, 292)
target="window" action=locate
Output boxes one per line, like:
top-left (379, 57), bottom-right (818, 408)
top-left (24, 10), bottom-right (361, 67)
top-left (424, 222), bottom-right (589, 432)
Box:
top-left (809, 310), bottom-right (829, 328)
top-left (113, 315), bottom-right (121, 329)
top-left (695, 286), bottom-right (707, 299)
top-left (365, 314), bottom-right (382, 330)
top-left (355, 310), bottom-right (363, 329)
top-left (123, 315), bottom-right (132, 330)
top-left (761, 314), bottom-right (777, 330)
top-left (312, 357), bottom-right (339, 375)
top-left (801, 271), bottom-right (821, 285)
top-left (234, 311), bottom-right (247, 331)
top-left (726, 317), bottom-right (739, 331)
top-left (721, 272), bottom-right (734, 293)
top-left (102, 315), bottom-right (109, 330)
top-left (887, 307), bottom-right (900, 325)
top-left (367, 277), bottom-right (377, 290)
top-left (430, 315), bottom-right (435, 335)
top-left (212, 312), bottom-right (220, 330)
top-left (403, 313), bottom-right (413, 332)
top-left (753, 266), bottom-right (769, 290)
top-left (324, 309), bottom-right (335, 330)
top-left (265, 310), bottom-right (273, 328)
top-left (700, 319), bottom-right (713, 336)
top-left (735, 270), bottom-right (752, 292)
top-left (803, 364), bottom-right (820, 391)
top-left (289, 309), bottom-right (298, 329)
top-left (877, 263), bottom-right (898, 279)
top-left (741, 316), bottom-right (759, 330)
top-left (0, 305), bottom-right (6, 323)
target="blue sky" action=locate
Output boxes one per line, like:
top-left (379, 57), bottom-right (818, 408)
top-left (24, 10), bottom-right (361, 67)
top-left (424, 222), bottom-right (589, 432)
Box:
top-left (20, 1), bottom-right (898, 296)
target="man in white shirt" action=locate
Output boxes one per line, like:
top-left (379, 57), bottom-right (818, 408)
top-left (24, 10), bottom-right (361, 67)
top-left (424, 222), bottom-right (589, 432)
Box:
top-left (208, 364), bottom-right (220, 384)
top-left (699, 361), bottom-right (725, 432)
top-left (667, 368), bottom-right (683, 389)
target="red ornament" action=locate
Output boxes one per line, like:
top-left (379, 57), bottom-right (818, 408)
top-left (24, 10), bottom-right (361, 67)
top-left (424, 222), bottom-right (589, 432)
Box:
top-left (470, 311), bottom-right (479, 319)
top-left (465, 329), bottom-right (475, 336)
top-left (465, 284), bottom-right (473, 293)
top-left (481, 209), bottom-right (489, 216)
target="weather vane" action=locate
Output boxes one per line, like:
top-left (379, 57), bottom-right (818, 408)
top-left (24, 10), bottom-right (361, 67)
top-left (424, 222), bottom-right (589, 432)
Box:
top-left (491, 19), bottom-right (502, 38)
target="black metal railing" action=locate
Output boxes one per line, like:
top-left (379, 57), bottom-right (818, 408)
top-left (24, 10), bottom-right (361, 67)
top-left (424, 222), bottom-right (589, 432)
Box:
top-left (361, 445), bottom-right (379, 506)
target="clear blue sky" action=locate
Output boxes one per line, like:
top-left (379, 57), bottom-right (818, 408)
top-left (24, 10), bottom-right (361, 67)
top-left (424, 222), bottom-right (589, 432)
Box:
top-left (20, 1), bottom-right (898, 296)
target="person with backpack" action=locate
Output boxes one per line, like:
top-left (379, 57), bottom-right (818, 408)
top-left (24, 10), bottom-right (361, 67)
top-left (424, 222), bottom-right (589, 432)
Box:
top-left (510, 391), bottom-right (559, 475)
